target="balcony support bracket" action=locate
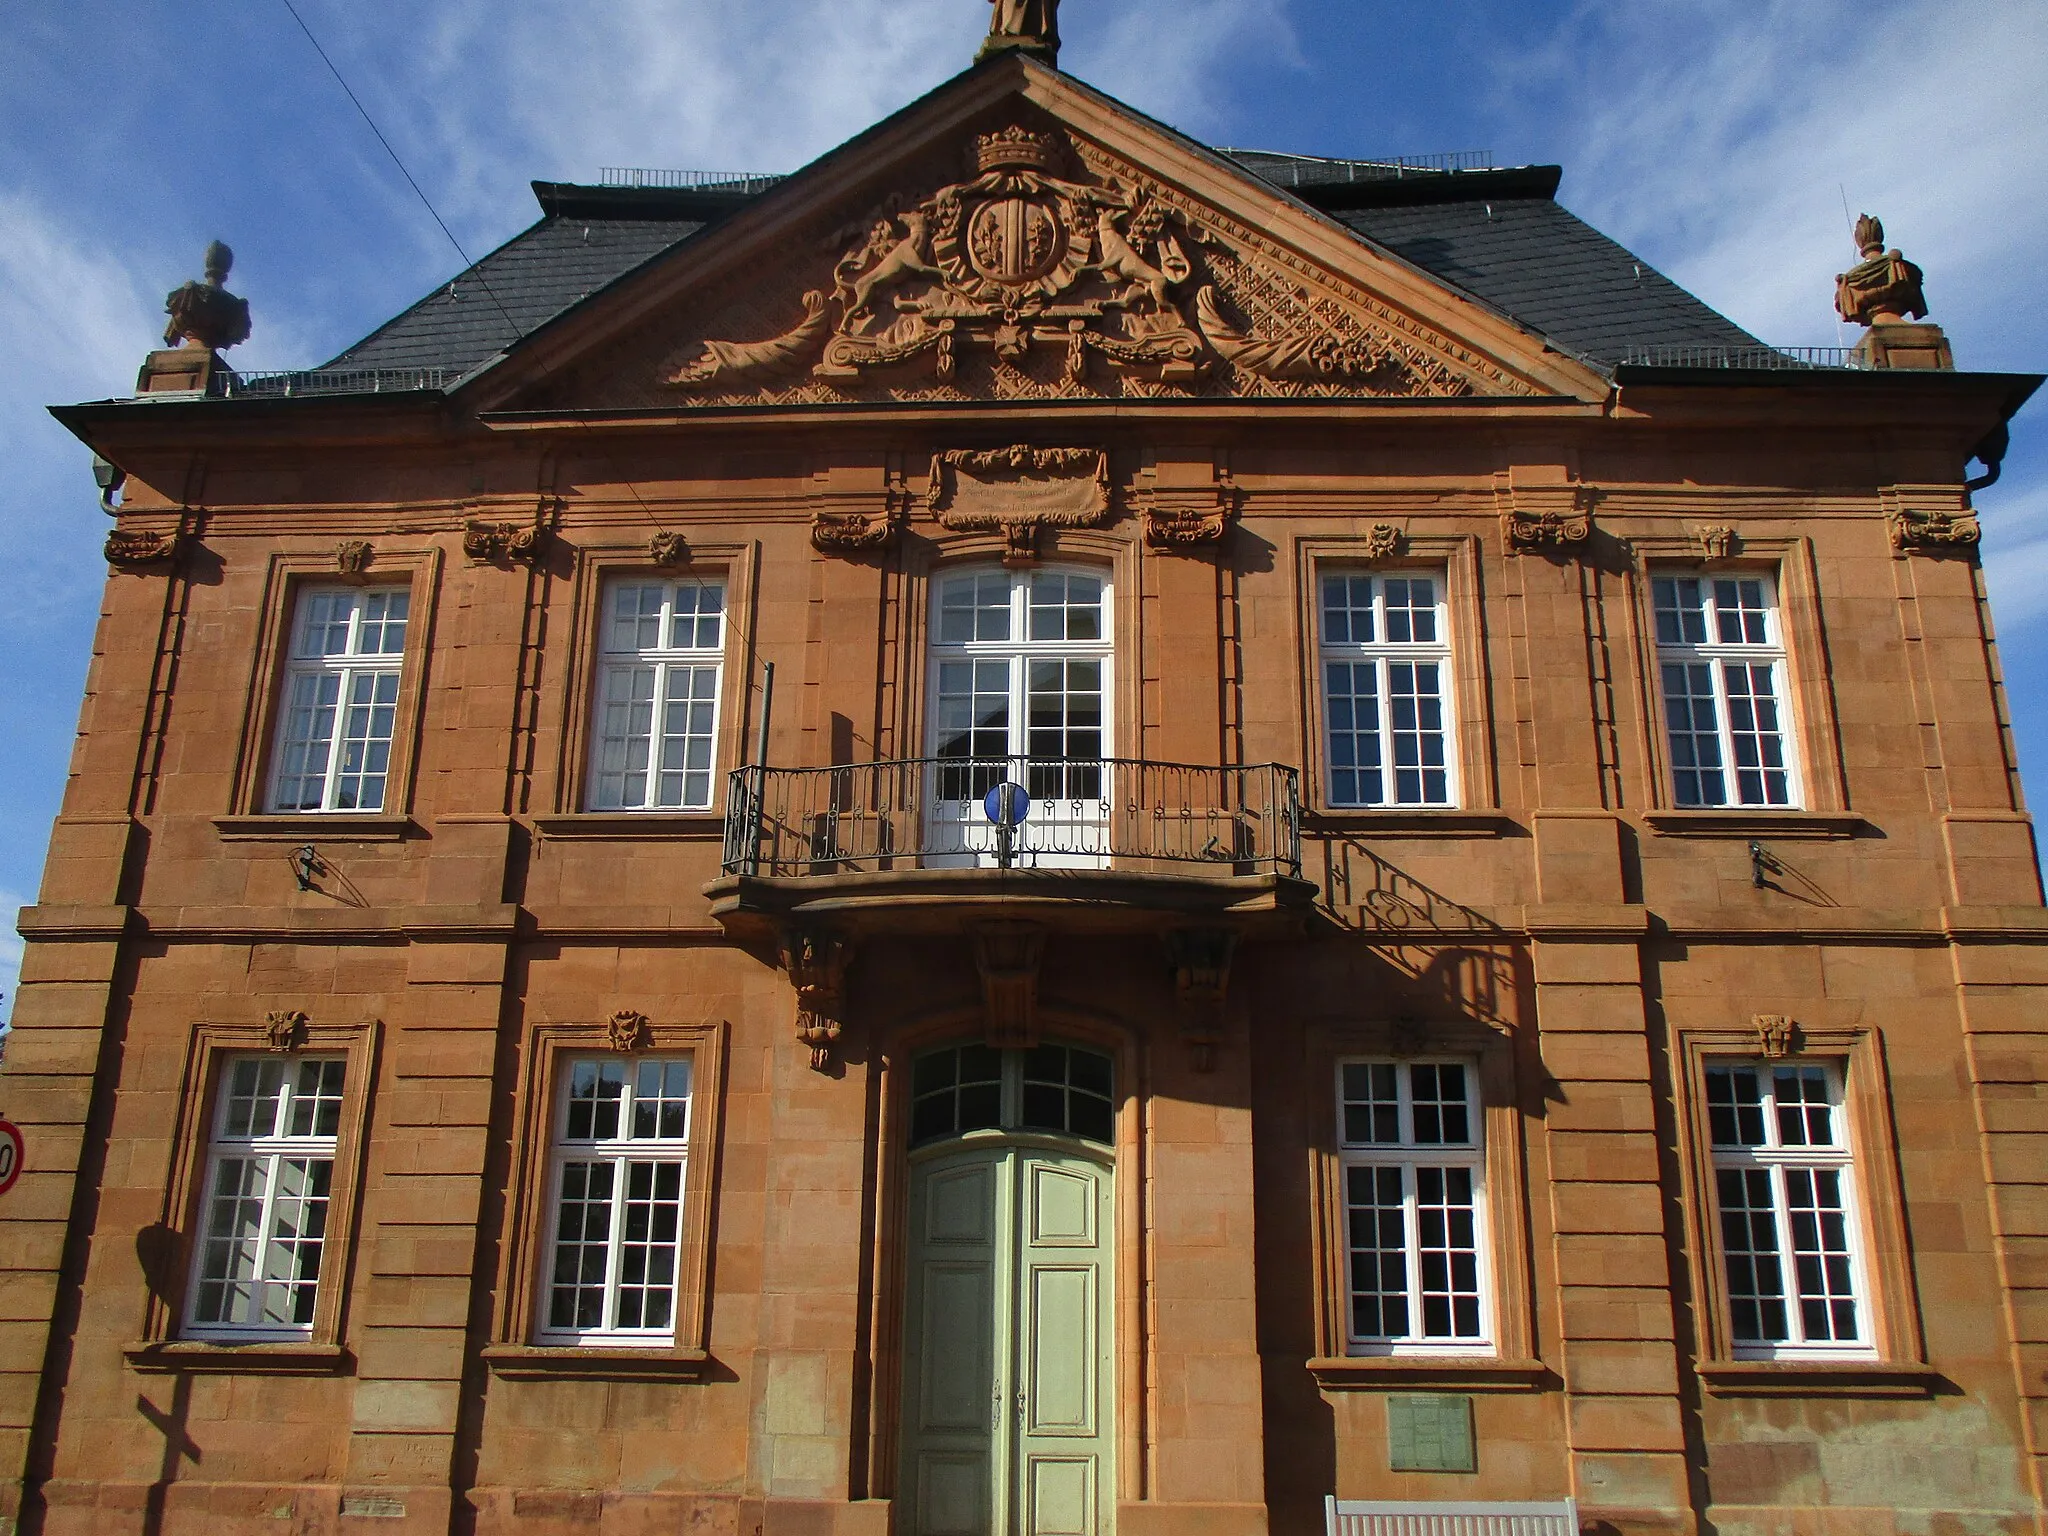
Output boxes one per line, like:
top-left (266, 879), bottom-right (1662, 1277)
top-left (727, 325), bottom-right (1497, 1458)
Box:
top-left (1166, 926), bottom-right (1237, 1073)
top-left (779, 926), bottom-right (854, 1071)
top-left (974, 921), bottom-right (1047, 1049)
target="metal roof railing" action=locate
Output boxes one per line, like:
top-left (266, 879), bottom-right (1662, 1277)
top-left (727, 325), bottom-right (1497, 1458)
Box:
top-left (1219, 148), bottom-right (1494, 185)
top-left (599, 166), bottom-right (787, 193)
top-left (1616, 345), bottom-right (1860, 370)
top-left (217, 367), bottom-right (459, 399)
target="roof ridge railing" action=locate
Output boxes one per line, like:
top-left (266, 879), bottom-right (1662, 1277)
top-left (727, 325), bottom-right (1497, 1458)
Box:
top-left (214, 366), bottom-right (460, 399)
top-left (598, 167), bottom-right (787, 192)
top-left (1617, 344), bottom-right (1861, 370)
top-left (1219, 148), bottom-right (1494, 184)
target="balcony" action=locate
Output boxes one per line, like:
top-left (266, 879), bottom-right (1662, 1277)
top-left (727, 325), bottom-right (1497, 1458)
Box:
top-left (707, 755), bottom-right (1317, 938)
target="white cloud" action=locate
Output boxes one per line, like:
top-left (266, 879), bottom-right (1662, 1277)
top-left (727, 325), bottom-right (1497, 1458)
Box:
top-left (1501, 0), bottom-right (2048, 361)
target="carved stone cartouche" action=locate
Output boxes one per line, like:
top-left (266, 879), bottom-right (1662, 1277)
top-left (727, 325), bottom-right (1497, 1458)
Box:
top-left (662, 122), bottom-right (1511, 406)
top-left (927, 446), bottom-right (1113, 565)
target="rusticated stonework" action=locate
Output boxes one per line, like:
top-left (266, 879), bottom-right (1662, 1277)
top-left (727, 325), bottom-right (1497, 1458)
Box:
top-left (647, 124), bottom-right (1534, 408)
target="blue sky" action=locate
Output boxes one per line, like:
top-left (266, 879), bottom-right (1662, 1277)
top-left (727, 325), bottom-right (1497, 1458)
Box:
top-left (2, 0), bottom-right (2044, 1019)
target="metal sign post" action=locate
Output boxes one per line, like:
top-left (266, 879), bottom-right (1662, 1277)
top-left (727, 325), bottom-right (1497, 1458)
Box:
top-left (982, 780), bottom-right (1031, 870)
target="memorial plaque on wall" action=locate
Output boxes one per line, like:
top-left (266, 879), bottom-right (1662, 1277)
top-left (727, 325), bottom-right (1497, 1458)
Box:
top-left (1387, 1393), bottom-right (1476, 1473)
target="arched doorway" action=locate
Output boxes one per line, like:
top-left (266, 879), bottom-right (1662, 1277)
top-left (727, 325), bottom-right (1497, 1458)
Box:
top-left (898, 1041), bottom-right (1116, 1536)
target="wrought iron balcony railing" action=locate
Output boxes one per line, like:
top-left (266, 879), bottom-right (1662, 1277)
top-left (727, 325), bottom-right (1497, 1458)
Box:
top-left (721, 757), bottom-right (1303, 879)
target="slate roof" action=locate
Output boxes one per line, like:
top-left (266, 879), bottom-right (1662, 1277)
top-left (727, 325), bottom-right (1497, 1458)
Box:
top-left (318, 152), bottom-right (1760, 383)
top-left (322, 215), bottom-right (705, 374)
top-left (1326, 184), bottom-right (1765, 362)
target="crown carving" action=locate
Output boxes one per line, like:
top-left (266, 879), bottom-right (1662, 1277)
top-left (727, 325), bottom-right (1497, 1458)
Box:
top-left (975, 126), bottom-right (1059, 174)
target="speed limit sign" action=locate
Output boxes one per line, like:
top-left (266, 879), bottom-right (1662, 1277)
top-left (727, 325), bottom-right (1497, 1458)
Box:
top-left (0, 1119), bottom-right (22, 1197)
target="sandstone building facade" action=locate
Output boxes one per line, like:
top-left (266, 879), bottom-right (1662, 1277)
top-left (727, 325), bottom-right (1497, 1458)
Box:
top-left (4, 44), bottom-right (2045, 1536)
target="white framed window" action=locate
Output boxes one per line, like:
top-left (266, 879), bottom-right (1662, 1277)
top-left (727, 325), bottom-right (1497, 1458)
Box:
top-left (269, 586), bottom-right (409, 812)
top-left (541, 1056), bottom-right (694, 1343)
top-left (1706, 1060), bottom-right (1872, 1358)
top-left (186, 1055), bottom-right (347, 1340)
top-left (589, 578), bottom-right (726, 812)
top-left (1337, 1059), bottom-right (1491, 1354)
top-left (925, 566), bottom-right (1112, 866)
top-left (1319, 571), bottom-right (1455, 808)
top-left (1653, 573), bottom-right (1798, 808)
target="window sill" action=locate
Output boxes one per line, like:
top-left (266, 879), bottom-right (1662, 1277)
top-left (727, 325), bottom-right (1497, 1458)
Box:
top-left (1307, 1355), bottom-right (1551, 1392)
top-left (213, 814), bottom-right (416, 843)
top-left (532, 814), bottom-right (725, 842)
top-left (1641, 810), bottom-right (1866, 840)
top-left (1305, 810), bottom-right (1519, 838)
top-left (124, 1340), bottom-right (353, 1375)
top-left (480, 1343), bottom-right (710, 1381)
top-left (1697, 1359), bottom-right (1939, 1397)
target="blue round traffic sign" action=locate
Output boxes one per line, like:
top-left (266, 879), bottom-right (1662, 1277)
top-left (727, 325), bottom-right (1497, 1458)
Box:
top-left (983, 781), bottom-right (1031, 827)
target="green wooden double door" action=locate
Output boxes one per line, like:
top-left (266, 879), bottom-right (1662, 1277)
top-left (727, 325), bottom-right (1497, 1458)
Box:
top-left (900, 1140), bottom-right (1115, 1536)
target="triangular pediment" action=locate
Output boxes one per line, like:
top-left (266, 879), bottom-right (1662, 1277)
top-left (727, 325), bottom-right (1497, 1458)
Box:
top-left (480, 58), bottom-right (1604, 412)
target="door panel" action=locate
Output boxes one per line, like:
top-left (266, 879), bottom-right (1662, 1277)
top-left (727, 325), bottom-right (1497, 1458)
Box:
top-left (903, 1144), bottom-right (1111, 1536)
top-left (1025, 1455), bottom-right (1095, 1536)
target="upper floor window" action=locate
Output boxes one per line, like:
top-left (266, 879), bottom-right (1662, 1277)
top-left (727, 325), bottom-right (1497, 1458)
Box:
top-left (589, 577), bottom-right (726, 812)
top-left (1319, 571), bottom-right (1455, 808)
top-left (1653, 574), bottom-right (1798, 808)
top-left (930, 567), bottom-right (1111, 796)
top-left (1337, 1059), bottom-right (1490, 1354)
top-left (269, 587), bottom-right (409, 812)
top-left (186, 1055), bottom-right (347, 1340)
top-left (542, 1056), bottom-right (694, 1343)
top-left (1706, 1060), bottom-right (1870, 1358)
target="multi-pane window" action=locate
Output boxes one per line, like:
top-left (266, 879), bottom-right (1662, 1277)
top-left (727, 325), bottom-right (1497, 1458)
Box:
top-left (1319, 572), bottom-right (1455, 808)
top-left (1337, 1060), bottom-right (1489, 1352)
top-left (910, 1042), bottom-right (1114, 1146)
top-left (542, 1056), bottom-right (694, 1342)
top-left (187, 1056), bottom-right (346, 1339)
top-left (1706, 1061), bottom-right (1870, 1357)
top-left (1653, 574), bottom-right (1798, 808)
top-left (270, 587), bottom-right (409, 812)
top-left (590, 578), bottom-right (726, 812)
top-left (930, 566), bottom-right (1111, 804)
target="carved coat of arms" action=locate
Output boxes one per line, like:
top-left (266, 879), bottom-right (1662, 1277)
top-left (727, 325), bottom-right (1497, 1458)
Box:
top-left (659, 125), bottom-right (1523, 405)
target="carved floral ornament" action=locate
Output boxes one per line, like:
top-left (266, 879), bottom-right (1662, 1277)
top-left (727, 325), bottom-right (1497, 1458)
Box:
top-left (335, 540), bottom-right (375, 577)
top-left (1889, 508), bottom-right (1981, 552)
top-left (606, 1009), bottom-right (654, 1052)
top-left (1753, 1014), bottom-right (1800, 1059)
top-left (662, 125), bottom-right (1527, 407)
top-left (104, 528), bottom-right (184, 570)
top-left (463, 518), bottom-right (548, 566)
top-left (265, 1009), bottom-right (309, 1053)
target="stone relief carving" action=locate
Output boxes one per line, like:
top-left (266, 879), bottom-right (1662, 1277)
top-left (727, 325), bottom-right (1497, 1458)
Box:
top-left (463, 519), bottom-right (547, 566)
top-left (335, 539), bottom-right (375, 577)
top-left (927, 445), bottom-right (1113, 565)
top-left (782, 930), bottom-right (853, 1071)
top-left (265, 1009), bottom-right (309, 1053)
top-left (812, 471), bottom-right (912, 554)
top-left (649, 531), bottom-right (690, 568)
top-left (1889, 508), bottom-right (1980, 551)
top-left (1753, 1014), bottom-right (1800, 1059)
top-left (1694, 525), bottom-right (1737, 561)
top-left (1360, 523), bottom-right (1404, 561)
top-left (104, 529), bottom-right (184, 569)
top-left (655, 124), bottom-right (1527, 407)
top-left (606, 1009), bottom-right (654, 1052)
top-left (1502, 508), bottom-right (1592, 554)
top-left (1139, 482), bottom-right (1238, 549)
